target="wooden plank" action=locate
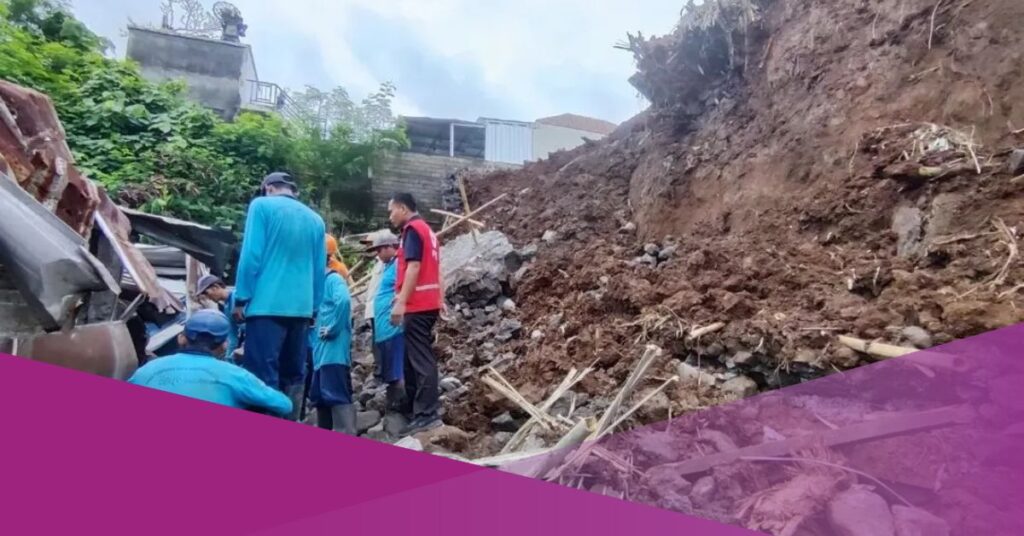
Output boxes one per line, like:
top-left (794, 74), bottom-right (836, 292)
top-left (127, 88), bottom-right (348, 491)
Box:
top-left (645, 405), bottom-right (974, 478)
top-left (430, 209), bottom-right (485, 227)
top-left (438, 194), bottom-right (508, 239)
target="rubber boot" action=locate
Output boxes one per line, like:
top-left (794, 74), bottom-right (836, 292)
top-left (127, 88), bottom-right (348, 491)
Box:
top-left (315, 406), bottom-right (332, 430)
top-left (385, 381), bottom-right (406, 413)
top-left (285, 384), bottom-right (304, 422)
top-left (332, 404), bottom-right (358, 436)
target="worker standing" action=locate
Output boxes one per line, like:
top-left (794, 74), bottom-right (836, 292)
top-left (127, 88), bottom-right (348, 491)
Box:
top-left (367, 231), bottom-right (405, 416)
top-left (196, 275), bottom-right (244, 363)
top-left (129, 310), bottom-right (292, 416)
top-left (361, 230), bottom-right (387, 384)
top-left (388, 193), bottom-right (445, 436)
top-left (310, 234), bottom-right (356, 435)
top-left (234, 172), bottom-right (326, 421)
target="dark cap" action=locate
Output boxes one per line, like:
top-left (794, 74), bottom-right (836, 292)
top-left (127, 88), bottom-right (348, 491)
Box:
top-left (196, 274), bottom-right (224, 296)
top-left (261, 172), bottom-right (297, 194)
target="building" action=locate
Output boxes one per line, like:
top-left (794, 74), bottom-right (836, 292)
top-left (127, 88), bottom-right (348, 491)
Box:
top-left (125, 25), bottom-right (292, 121)
top-left (532, 113), bottom-right (618, 161)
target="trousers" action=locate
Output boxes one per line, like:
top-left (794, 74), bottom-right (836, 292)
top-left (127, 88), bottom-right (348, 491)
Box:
top-left (402, 311), bottom-right (440, 420)
top-left (243, 316), bottom-right (308, 391)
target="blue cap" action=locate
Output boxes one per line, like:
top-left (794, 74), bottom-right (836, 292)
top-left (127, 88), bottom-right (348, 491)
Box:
top-left (184, 310), bottom-right (231, 344)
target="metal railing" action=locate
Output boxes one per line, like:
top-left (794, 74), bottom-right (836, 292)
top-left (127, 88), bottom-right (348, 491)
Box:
top-left (244, 80), bottom-right (300, 122)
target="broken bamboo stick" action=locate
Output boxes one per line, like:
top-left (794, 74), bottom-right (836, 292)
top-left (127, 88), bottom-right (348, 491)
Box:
top-left (648, 405), bottom-right (974, 478)
top-left (837, 335), bottom-right (970, 372)
top-left (605, 376), bottom-right (679, 435)
top-left (438, 193), bottom-right (508, 239)
top-left (501, 366), bottom-right (593, 454)
top-left (689, 322), bottom-right (725, 340)
top-left (482, 369), bottom-right (562, 431)
top-left (457, 174), bottom-right (480, 246)
top-left (430, 209), bottom-right (485, 227)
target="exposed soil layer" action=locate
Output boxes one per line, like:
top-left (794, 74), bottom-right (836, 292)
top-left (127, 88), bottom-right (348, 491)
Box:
top-left (432, 0), bottom-right (1024, 459)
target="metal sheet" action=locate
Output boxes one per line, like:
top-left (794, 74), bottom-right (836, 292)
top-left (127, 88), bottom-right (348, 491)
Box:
top-left (0, 174), bottom-right (118, 330)
top-left (483, 119), bottom-right (534, 164)
top-left (21, 321), bottom-right (139, 380)
top-left (119, 206), bottom-right (236, 276)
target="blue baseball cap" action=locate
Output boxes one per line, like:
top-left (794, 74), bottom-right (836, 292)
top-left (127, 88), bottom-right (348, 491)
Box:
top-left (184, 310), bottom-right (232, 344)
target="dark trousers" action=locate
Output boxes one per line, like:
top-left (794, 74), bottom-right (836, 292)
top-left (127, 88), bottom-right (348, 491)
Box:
top-left (243, 316), bottom-right (308, 391)
top-left (402, 311), bottom-right (440, 421)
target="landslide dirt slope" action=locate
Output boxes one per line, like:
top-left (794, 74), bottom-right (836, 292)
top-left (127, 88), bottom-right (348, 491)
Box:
top-left (443, 0), bottom-right (1024, 449)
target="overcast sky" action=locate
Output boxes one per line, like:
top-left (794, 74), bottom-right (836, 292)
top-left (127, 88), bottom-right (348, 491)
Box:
top-left (71, 1), bottom-right (682, 124)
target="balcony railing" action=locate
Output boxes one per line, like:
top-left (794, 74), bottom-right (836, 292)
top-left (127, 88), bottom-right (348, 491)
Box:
top-left (244, 80), bottom-right (300, 122)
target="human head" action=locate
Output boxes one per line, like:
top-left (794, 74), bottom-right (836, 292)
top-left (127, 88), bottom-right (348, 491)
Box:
top-left (368, 231), bottom-right (400, 263)
top-left (176, 309), bottom-right (231, 358)
top-left (260, 172), bottom-right (298, 197)
top-left (388, 192), bottom-right (417, 227)
top-left (196, 274), bottom-right (229, 303)
top-left (325, 234), bottom-right (340, 265)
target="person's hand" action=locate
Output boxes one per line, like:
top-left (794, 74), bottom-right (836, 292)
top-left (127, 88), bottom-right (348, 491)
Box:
top-left (232, 305), bottom-right (245, 323)
top-left (390, 300), bottom-right (406, 327)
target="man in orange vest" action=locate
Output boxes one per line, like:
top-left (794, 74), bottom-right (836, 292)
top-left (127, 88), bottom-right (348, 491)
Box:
top-left (388, 193), bottom-right (445, 436)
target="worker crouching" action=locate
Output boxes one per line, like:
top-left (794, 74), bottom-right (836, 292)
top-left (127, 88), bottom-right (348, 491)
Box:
top-left (310, 234), bottom-right (357, 435)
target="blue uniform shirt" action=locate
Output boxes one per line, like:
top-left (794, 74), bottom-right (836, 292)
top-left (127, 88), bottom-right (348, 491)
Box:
top-left (235, 195), bottom-right (327, 319)
top-left (373, 260), bottom-right (403, 343)
top-left (128, 352), bottom-right (293, 415)
top-left (312, 271), bottom-right (352, 370)
top-left (222, 291), bottom-right (244, 361)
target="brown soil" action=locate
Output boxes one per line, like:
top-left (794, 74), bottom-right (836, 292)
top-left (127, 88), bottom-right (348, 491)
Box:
top-left (436, 0), bottom-right (1024, 456)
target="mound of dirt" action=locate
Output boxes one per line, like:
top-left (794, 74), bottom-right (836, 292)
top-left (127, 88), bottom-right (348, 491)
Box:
top-left (432, 0), bottom-right (1024, 459)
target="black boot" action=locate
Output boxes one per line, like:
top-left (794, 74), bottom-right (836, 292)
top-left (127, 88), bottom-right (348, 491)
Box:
top-left (332, 404), bottom-right (358, 436)
top-left (315, 406), bottom-right (332, 430)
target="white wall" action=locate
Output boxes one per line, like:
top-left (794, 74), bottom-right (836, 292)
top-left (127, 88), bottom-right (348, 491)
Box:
top-left (484, 121), bottom-right (533, 164)
top-left (532, 123), bottom-right (606, 161)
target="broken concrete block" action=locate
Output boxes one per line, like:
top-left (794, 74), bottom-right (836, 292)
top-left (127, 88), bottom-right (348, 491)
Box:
top-left (828, 487), bottom-right (895, 536)
top-left (1007, 149), bottom-right (1024, 176)
top-left (491, 412), bottom-right (518, 432)
top-left (542, 230), bottom-right (558, 243)
top-left (892, 506), bottom-right (950, 536)
top-left (395, 437), bottom-right (423, 452)
top-left (499, 297), bottom-right (517, 312)
top-left (677, 362), bottom-right (717, 386)
top-left (357, 411), bottom-right (382, 434)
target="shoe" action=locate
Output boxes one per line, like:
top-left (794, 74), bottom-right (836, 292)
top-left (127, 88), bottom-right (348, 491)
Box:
top-left (400, 416), bottom-right (443, 437)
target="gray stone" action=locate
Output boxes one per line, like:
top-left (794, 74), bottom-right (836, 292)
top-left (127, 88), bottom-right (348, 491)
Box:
top-left (620, 222), bottom-right (637, 233)
top-left (542, 230), bottom-right (558, 243)
top-left (383, 413), bottom-right (408, 437)
top-left (827, 487), bottom-right (895, 536)
top-left (499, 298), bottom-right (517, 312)
top-left (892, 506), bottom-right (950, 536)
top-left (484, 305), bottom-right (497, 314)
top-left (721, 376), bottom-right (759, 398)
top-left (520, 243), bottom-right (539, 260)
top-left (901, 326), bottom-right (933, 349)
top-left (356, 411), bottom-right (382, 434)
top-left (689, 476), bottom-right (717, 507)
top-left (731, 351), bottom-right (755, 366)
top-left (599, 276), bottom-right (610, 285)
top-left (495, 319), bottom-right (523, 342)
top-left (494, 432), bottom-right (513, 446)
top-left (531, 330), bottom-right (544, 341)
top-left (364, 421), bottom-right (388, 442)
top-left (659, 245), bottom-right (678, 261)
top-left (491, 412), bottom-right (519, 432)
top-left (678, 362), bottom-right (717, 386)
top-left (441, 231), bottom-right (515, 306)
top-left (395, 437), bottom-right (423, 452)
top-left (439, 377), bottom-right (463, 393)
top-left (892, 207), bottom-right (923, 259)
top-left (1007, 149), bottom-right (1024, 176)
top-left (636, 254), bottom-right (658, 267)
top-left (644, 243), bottom-right (660, 256)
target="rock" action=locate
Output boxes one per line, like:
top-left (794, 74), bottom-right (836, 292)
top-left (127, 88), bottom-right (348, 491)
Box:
top-left (644, 243), bottom-right (660, 256)
top-left (484, 305), bottom-right (497, 314)
top-left (646, 466), bottom-right (693, 507)
top-left (832, 346), bottom-right (861, 368)
top-left (1007, 149), bottom-right (1024, 176)
top-left (383, 413), bottom-right (408, 437)
top-left (659, 245), bottom-right (678, 261)
top-left (531, 330), bottom-right (544, 341)
top-left (762, 425), bottom-right (786, 442)
top-left (439, 377), bottom-right (463, 393)
top-left (634, 430), bottom-right (678, 464)
top-left (499, 298), bottom-right (517, 312)
top-left (892, 506), bottom-right (950, 536)
top-left (491, 412), bottom-right (519, 432)
top-left (495, 319), bottom-right (523, 342)
top-left (542, 230), bottom-right (558, 243)
top-left (892, 207), bottom-right (924, 259)
top-left (599, 276), bottom-right (610, 285)
top-left (520, 243), bottom-right (539, 260)
top-left (731, 351), bottom-right (755, 366)
top-left (827, 487), bottom-right (895, 536)
top-left (678, 362), bottom-right (717, 386)
top-left (620, 222), bottom-right (637, 233)
top-left (493, 432), bottom-right (513, 446)
top-left (689, 476), bottom-right (717, 507)
top-left (395, 437), bottom-right (423, 452)
top-left (901, 326), bottom-right (933, 349)
top-left (364, 422), bottom-right (388, 442)
top-left (414, 425), bottom-right (472, 453)
top-left (721, 376), bottom-right (759, 398)
top-left (356, 411), bottom-right (382, 434)
top-left (441, 231), bottom-right (515, 306)
top-left (640, 254), bottom-right (659, 266)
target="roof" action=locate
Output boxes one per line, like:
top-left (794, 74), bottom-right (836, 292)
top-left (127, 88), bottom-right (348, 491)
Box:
top-left (127, 25), bottom-right (250, 49)
top-left (535, 113), bottom-right (618, 135)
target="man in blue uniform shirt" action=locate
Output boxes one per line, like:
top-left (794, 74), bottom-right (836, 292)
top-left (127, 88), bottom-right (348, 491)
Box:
top-left (233, 172), bottom-right (327, 421)
top-left (196, 275), bottom-right (243, 363)
top-left (310, 234), bottom-right (356, 435)
top-left (128, 310), bottom-right (292, 416)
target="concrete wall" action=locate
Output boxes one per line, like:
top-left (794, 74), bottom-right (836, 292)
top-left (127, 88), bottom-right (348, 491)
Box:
top-left (532, 123), bottom-right (607, 161)
top-left (370, 153), bottom-right (515, 227)
top-left (126, 27), bottom-right (248, 120)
